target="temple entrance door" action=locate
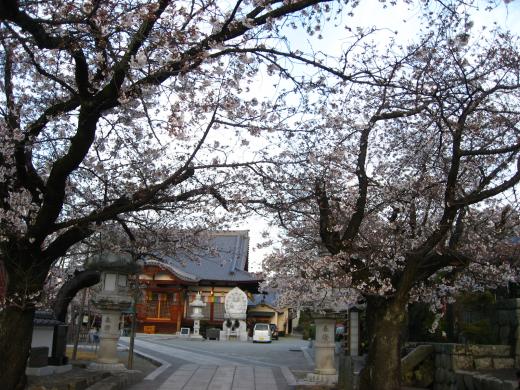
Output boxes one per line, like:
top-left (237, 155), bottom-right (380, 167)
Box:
top-left (147, 292), bottom-right (172, 319)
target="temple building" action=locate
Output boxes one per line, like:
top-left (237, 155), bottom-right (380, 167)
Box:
top-left (135, 231), bottom-right (261, 334)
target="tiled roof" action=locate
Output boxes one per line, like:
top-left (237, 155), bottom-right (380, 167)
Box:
top-left (249, 293), bottom-right (279, 308)
top-left (145, 231), bottom-right (260, 283)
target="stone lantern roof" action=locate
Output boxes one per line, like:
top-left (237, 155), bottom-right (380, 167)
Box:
top-left (85, 251), bottom-right (142, 274)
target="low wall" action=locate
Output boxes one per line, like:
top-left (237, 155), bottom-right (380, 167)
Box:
top-left (432, 343), bottom-right (514, 390)
top-left (454, 370), bottom-right (516, 390)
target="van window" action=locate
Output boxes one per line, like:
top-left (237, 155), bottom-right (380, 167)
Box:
top-left (254, 324), bottom-right (269, 330)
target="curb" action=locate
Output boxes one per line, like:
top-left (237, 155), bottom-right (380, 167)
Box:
top-left (117, 342), bottom-right (172, 381)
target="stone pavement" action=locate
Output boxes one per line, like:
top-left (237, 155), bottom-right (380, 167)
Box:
top-left (124, 335), bottom-right (311, 390)
top-left (157, 364), bottom-right (280, 390)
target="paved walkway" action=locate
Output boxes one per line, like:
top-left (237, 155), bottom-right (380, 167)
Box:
top-left (123, 337), bottom-right (299, 390)
top-left (158, 364), bottom-right (280, 390)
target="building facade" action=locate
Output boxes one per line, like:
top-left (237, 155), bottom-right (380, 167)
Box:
top-left (248, 293), bottom-right (298, 336)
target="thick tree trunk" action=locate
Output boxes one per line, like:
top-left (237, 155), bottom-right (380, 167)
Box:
top-left (0, 306), bottom-right (35, 390)
top-left (359, 296), bottom-right (407, 390)
top-left (0, 248), bottom-right (50, 390)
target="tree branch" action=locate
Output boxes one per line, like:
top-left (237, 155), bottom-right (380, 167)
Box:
top-left (0, 0), bottom-right (72, 49)
top-left (53, 269), bottom-right (100, 322)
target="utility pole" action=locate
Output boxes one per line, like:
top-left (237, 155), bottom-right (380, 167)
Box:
top-left (127, 274), bottom-right (141, 369)
top-left (127, 290), bottom-right (136, 368)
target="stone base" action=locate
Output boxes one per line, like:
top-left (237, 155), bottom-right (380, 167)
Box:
top-left (88, 362), bottom-right (128, 371)
top-left (26, 364), bottom-right (72, 376)
top-left (53, 364), bottom-right (73, 374)
top-left (306, 372), bottom-right (338, 384)
top-left (26, 366), bottom-right (53, 376)
top-left (219, 330), bottom-right (248, 341)
top-left (190, 334), bottom-right (204, 340)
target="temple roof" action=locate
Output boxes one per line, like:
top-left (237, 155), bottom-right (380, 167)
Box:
top-left (144, 231), bottom-right (260, 284)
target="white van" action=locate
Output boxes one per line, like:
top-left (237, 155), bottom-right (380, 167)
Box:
top-left (252, 323), bottom-right (272, 343)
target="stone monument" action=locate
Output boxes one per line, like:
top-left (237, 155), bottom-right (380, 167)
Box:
top-left (85, 251), bottom-right (141, 370)
top-left (189, 292), bottom-right (206, 339)
top-left (220, 287), bottom-right (248, 341)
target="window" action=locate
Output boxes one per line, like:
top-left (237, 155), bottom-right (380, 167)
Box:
top-left (213, 303), bottom-right (225, 320)
top-left (254, 324), bottom-right (269, 330)
top-left (202, 303), bottom-right (211, 320)
top-left (104, 273), bottom-right (117, 291)
top-left (117, 274), bottom-right (127, 287)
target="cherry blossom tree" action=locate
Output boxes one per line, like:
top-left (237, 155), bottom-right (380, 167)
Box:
top-left (0, 0), bottom-right (343, 387)
top-left (0, 0), bottom-right (512, 388)
top-left (258, 22), bottom-right (520, 390)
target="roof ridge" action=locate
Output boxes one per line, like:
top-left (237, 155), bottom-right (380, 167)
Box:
top-left (144, 259), bottom-right (200, 282)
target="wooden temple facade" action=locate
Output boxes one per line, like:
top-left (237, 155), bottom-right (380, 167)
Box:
top-left (135, 231), bottom-right (261, 334)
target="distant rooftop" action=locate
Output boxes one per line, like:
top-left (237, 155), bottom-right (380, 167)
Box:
top-left (249, 292), bottom-right (280, 308)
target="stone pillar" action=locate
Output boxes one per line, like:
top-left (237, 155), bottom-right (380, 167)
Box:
top-left (349, 309), bottom-right (359, 357)
top-left (176, 290), bottom-right (183, 333)
top-left (307, 316), bottom-right (338, 384)
top-left (193, 319), bottom-right (200, 337)
top-left (97, 311), bottom-right (121, 364)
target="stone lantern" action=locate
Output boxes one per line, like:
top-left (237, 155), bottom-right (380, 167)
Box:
top-left (307, 311), bottom-right (345, 384)
top-left (305, 285), bottom-right (348, 385)
top-left (189, 292), bottom-right (206, 339)
top-left (85, 251), bottom-right (142, 370)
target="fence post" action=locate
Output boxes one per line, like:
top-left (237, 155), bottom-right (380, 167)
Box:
top-left (72, 288), bottom-right (87, 360)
